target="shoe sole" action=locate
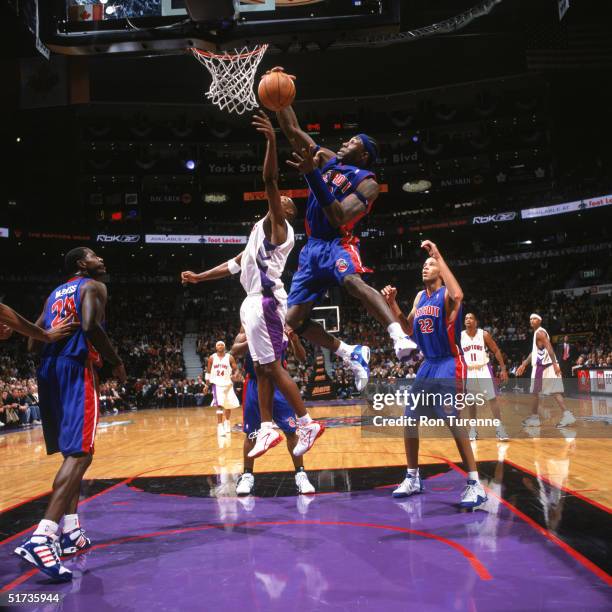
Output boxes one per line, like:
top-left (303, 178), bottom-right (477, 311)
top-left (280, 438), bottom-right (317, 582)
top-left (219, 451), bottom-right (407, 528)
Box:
top-left (396, 342), bottom-right (418, 361)
top-left (248, 434), bottom-right (283, 459)
top-left (14, 547), bottom-right (73, 582)
top-left (392, 485), bottom-right (424, 498)
top-left (459, 495), bottom-right (488, 509)
top-left (236, 490), bottom-right (254, 497)
top-left (293, 424), bottom-right (325, 457)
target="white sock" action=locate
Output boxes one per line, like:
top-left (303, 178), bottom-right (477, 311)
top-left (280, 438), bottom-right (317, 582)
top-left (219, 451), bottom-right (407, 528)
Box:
top-left (298, 414), bottom-right (312, 426)
top-left (387, 322), bottom-right (404, 339)
top-left (34, 519), bottom-right (59, 538)
top-left (406, 468), bottom-right (419, 478)
top-left (260, 421), bottom-right (274, 429)
top-left (335, 341), bottom-right (355, 360)
top-left (467, 471), bottom-right (479, 483)
top-left (63, 514), bottom-right (80, 533)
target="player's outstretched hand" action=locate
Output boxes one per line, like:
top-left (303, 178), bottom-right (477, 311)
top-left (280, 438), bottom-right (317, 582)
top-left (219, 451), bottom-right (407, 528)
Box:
top-left (112, 361), bottom-right (127, 383)
top-left (252, 110), bottom-right (275, 141)
top-left (0, 323), bottom-right (13, 340)
top-left (515, 364), bottom-right (526, 377)
top-left (381, 285), bottom-right (398, 307)
top-left (43, 320), bottom-right (80, 343)
top-left (181, 271), bottom-right (200, 285)
top-left (286, 145), bottom-right (317, 174)
top-left (500, 368), bottom-right (509, 384)
top-left (421, 240), bottom-right (440, 259)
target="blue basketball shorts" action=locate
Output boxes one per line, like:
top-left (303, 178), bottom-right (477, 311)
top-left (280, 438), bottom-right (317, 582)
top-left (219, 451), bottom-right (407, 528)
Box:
top-left (288, 236), bottom-right (371, 306)
top-left (37, 357), bottom-right (100, 457)
top-left (242, 375), bottom-right (297, 435)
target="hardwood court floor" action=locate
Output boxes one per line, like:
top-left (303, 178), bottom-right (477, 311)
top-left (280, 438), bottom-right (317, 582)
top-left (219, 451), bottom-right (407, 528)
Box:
top-left (1, 394), bottom-right (610, 512)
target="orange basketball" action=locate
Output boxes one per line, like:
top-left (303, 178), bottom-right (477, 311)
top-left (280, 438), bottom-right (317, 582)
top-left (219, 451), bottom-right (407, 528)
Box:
top-left (258, 68), bottom-right (296, 112)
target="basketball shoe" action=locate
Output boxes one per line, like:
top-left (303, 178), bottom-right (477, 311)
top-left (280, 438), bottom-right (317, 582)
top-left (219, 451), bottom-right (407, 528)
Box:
top-left (468, 427), bottom-right (478, 441)
top-left (346, 345), bottom-right (370, 391)
top-left (236, 472), bottom-right (255, 496)
top-left (392, 473), bottom-right (424, 498)
top-left (496, 424), bottom-right (510, 441)
top-left (293, 421), bottom-right (325, 456)
top-left (59, 527), bottom-right (91, 556)
top-left (556, 410), bottom-right (576, 428)
top-left (394, 335), bottom-right (418, 361)
top-left (521, 414), bottom-right (541, 427)
top-left (14, 535), bottom-right (72, 582)
top-left (459, 480), bottom-right (487, 509)
top-left (295, 470), bottom-right (315, 494)
top-left (247, 426), bottom-right (282, 458)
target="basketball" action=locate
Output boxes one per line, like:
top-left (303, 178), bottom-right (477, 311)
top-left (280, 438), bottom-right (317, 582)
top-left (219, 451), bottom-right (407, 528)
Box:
top-left (258, 68), bottom-right (296, 112)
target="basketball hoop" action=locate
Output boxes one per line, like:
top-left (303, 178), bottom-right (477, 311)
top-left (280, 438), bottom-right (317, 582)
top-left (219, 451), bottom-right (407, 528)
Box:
top-left (191, 45), bottom-right (269, 115)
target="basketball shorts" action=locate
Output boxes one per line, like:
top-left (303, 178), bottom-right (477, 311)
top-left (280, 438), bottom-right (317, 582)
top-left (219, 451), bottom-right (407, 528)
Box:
top-left (404, 356), bottom-right (466, 419)
top-left (288, 236), bottom-right (372, 306)
top-left (530, 362), bottom-right (564, 395)
top-left (242, 375), bottom-right (297, 435)
top-left (210, 383), bottom-right (240, 409)
top-left (465, 364), bottom-right (497, 400)
top-left (240, 293), bottom-right (287, 365)
top-left (37, 357), bottom-right (100, 457)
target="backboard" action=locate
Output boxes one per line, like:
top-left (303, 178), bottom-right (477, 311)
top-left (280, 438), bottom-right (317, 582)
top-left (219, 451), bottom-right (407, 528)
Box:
top-left (43, 1), bottom-right (400, 56)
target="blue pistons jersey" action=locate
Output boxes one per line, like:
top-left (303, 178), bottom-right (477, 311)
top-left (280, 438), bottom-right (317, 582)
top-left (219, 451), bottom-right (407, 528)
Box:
top-left (413, 286), bottom-right (463, 361)
top-left (305, 155), bottom-right (375, 241)
top-left (41, 276), bottom-right (102, 367)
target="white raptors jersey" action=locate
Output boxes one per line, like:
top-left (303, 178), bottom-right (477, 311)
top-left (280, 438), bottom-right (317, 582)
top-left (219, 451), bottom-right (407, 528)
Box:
top-left (461, 329), bottom-right (489, 368)
top-left (532, 326), bottom-right (552, 367)
top-left (210, 353), bottom-right (232, 387)
top-left (240, 217), bottom-right (294, 300)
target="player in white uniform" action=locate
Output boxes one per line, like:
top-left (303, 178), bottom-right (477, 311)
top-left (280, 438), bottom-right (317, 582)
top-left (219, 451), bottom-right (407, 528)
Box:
top-left (461, 313), bottom-right (509, 441)
top-left (515, 314), bottom-right (576, 428)
top-left (205, 341), bottom-right (240, 436)
top-left (182, 111), bottom-right (324, 459)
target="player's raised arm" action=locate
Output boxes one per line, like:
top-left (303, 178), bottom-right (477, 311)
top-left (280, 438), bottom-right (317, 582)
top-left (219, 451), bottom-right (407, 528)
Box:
top-left (80, 281), bottom-right (126, 382)
top-left (381, 286), bottom-right (420, 337)
top-left (287, 145), bottom-right (379, 228)
top-left (421, 241), bottom-right (463, 321)
top-left (252, 111), bottom-right (287, 245)
top-left (181, 252), bottom-right (244, 285)
top-left (1, 302), bottom-right (77, 344)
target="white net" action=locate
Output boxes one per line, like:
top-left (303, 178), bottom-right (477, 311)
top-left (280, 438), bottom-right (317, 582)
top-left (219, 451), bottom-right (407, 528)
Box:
top-left (191, 45), bottom-right (269, 115)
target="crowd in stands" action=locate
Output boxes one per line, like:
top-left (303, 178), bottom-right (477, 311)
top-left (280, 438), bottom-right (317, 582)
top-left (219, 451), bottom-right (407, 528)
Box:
top-left (1, 261), bottom-right (610, 428)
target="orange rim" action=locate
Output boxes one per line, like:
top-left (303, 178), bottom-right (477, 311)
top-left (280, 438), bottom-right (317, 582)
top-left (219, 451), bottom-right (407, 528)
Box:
top-left (190, 45), bottom-right (268, 60)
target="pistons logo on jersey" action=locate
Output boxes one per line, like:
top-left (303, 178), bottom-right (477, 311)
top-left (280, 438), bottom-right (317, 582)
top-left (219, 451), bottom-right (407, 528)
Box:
top-left (336, 258), bottom-right (349, 273)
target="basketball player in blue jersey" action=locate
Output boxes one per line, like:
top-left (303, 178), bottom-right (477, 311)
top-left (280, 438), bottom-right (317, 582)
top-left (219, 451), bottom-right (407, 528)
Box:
top-left (231, 327), bottom-right (316, 496)
top-left (273, 77), bottom-right (416, 392)
top-left (14, 247), bottom-right (126, 582)
top-left (381, 240), bottom-right (487, 509)
top-left (0, 303), bottom-right (77, 342)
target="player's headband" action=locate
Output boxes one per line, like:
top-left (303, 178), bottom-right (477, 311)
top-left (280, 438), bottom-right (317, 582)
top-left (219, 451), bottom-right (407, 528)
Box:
top-left (216, 341), bottom-right (225, 347)
top-left (529, 313), bottom-right (542, 321)
top-left (357, 133), bottom-right (378, 166)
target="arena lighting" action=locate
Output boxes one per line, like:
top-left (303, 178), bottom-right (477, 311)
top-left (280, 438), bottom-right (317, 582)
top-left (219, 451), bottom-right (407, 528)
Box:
top-left (402, 179), bottom-right (432, 193)
top-left (185, 160), bottom-right (196, 170)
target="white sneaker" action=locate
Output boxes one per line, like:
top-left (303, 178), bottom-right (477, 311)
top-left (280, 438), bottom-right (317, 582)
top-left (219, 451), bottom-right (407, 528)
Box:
top-left (247, 427), bottom-right (282, 458)
top-left (522, 414), bottom-right (541, 427)
top-left (224, 419), bottom-right (231, 434)
top-left (459, 480), bottom-right (487, 509)
top-left (394, 335), bottom-right (418, 361)
top-left (392, 474), bottom-right (424, 498)
top-left (345, 345), bottom-right (370, 392)
top-left (496, 424), bottom-right (510, 441)
top-left (293, 421), bottom-right (325, 456)
top-left (468, 427), bottom-right (478, 441)
top-left (236, 472), bottom-right (255, 496)
top-left (295, 471), bottom-right (315, 494)
top-left (556, 411), bottom-right (576, 428)
top-left (217, 423), bottom-right (226, 437)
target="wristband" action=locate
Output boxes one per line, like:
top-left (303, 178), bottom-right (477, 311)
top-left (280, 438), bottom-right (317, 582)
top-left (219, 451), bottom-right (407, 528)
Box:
top-left (205, 372), bottom-right (211, 382)
top-left (227, 258), bottom-right (241, 275)
top-left (305, 169), bottom-right (335, 208)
